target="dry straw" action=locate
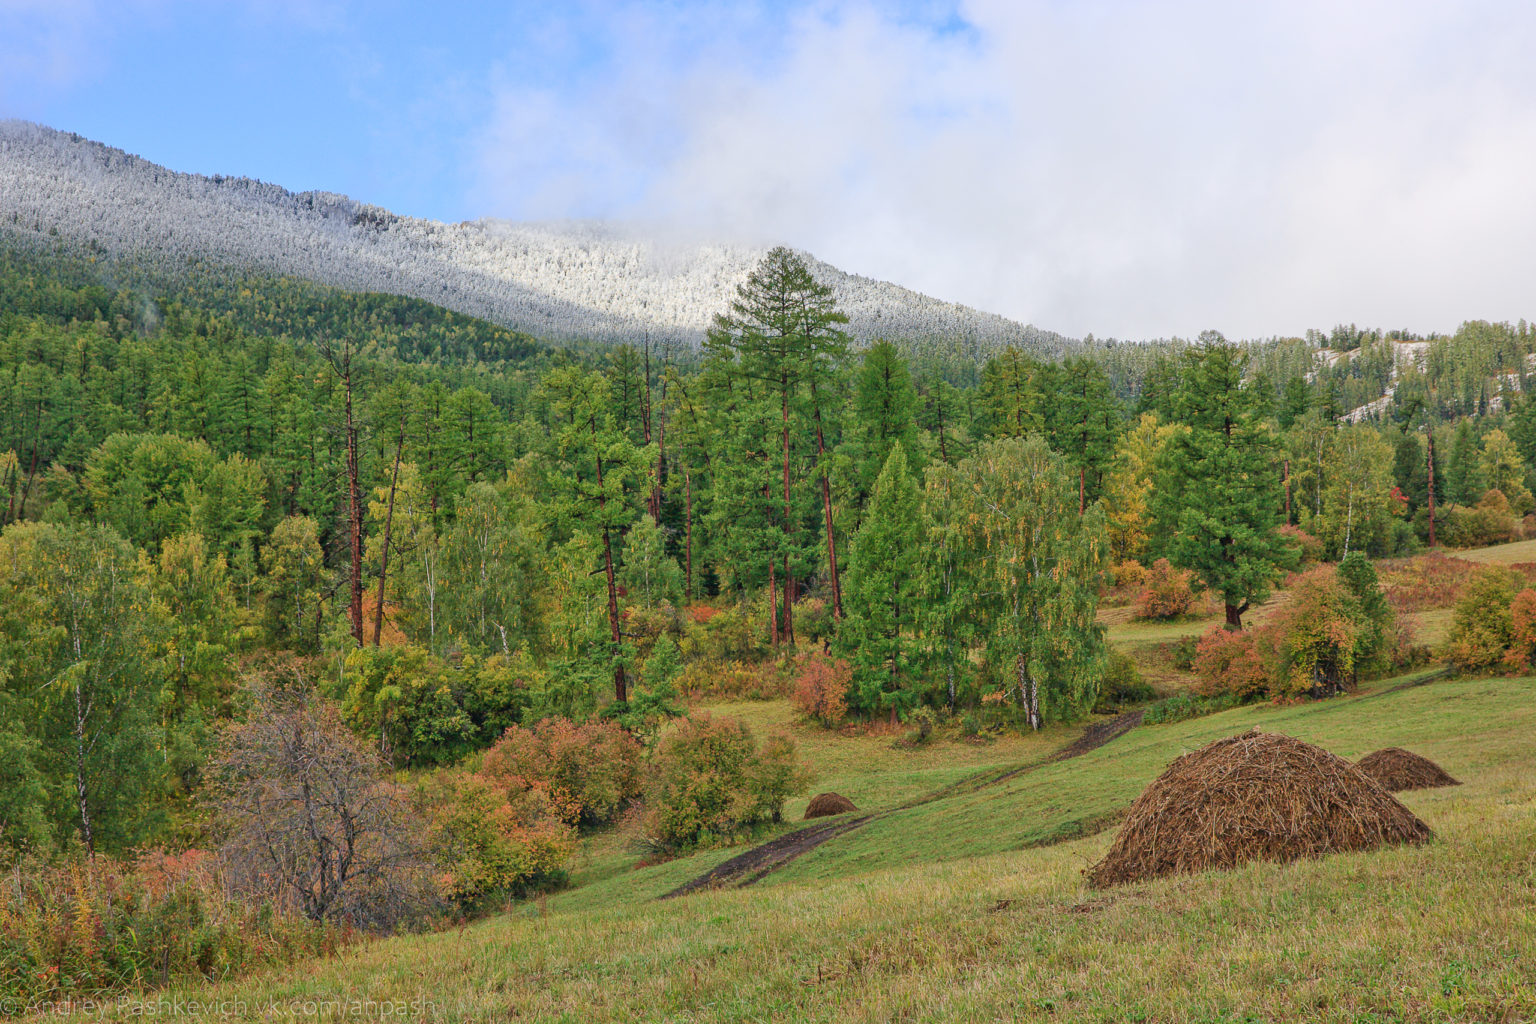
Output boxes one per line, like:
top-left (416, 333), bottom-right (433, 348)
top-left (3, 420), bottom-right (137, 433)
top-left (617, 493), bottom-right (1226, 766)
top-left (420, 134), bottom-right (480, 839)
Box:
top-left (1355, 747), bottom-right (1460, 792)
top-left (803, 793), bottom-right (859, 819)
top-left (1088, 728), bottom-right (1432, 888)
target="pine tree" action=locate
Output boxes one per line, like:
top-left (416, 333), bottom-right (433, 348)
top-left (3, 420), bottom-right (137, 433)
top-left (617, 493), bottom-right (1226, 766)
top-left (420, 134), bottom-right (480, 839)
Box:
top-left (1152, 337), bottom-right (1293, 630)
top-left (839, 444), bottom-right (924, 718)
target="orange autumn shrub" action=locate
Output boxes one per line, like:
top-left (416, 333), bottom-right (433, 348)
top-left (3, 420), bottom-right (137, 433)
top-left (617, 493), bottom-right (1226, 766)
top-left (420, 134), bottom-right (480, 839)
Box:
top-left (1135, 558), bottom-right (1197, 620)
top-left (1191, 626), bottom-right (1270, 699)
top-left (791, 651), bottom-right (851, 727)
top-left (418, 771), bottom-right (576, 912)
top-left (480, 718), bottom-right (642, 826)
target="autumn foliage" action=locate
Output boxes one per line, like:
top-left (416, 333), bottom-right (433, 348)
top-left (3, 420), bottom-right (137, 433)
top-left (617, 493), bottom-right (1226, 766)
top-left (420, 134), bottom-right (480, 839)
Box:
top-left (480, 718), bottom-right (643, 827)
top-left (791, 652), bottom-right (852, 727)
top-left (1135, 558), bottom-right (1198, 620)
top-left (1191, 628), bottom-right (1270, 699)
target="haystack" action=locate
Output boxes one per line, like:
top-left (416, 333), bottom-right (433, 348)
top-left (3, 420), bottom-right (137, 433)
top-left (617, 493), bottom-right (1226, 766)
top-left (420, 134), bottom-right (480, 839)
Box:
top-left (1356, 748), bottom-right (1460, 792)
top-left (803, 792), bottom-right (858, 819)
top-left (1087, 729), bottom-right (1432, 888)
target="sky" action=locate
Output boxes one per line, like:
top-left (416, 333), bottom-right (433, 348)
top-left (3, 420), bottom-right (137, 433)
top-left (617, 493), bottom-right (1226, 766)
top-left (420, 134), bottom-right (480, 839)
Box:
top-left (4, 0), bottom-right (1536, 341)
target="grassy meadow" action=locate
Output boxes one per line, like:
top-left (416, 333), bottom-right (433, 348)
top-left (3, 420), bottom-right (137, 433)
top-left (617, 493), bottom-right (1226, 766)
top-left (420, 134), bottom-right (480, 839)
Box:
top-left (71, 668), bottom-right (1536, 1023)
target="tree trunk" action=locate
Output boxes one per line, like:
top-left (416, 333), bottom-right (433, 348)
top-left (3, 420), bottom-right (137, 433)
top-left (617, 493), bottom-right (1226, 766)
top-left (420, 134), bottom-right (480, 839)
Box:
top-left (780, 386), bottom-right (795, 645)
top-left (601, 523), bottom-right (626, 703)
top-left (1426, 430), bottom-right (1437, 548)
top-left (768, 560), bottom-right (779, 647)
top-left (811, 390), bottom-right (844, 619)
top-left (589, 429), bottom-right (628, 701)
top-left (371, 416), bottom-right (406, 647)
top-left (1224, 601), bottom-right (1248, 630)
top-left (74, 680), bottom-right (94, 855)
top-left (1283, 458), bottom-right (1291, 521)
top-left (684, 468), bottom-right (694, 601)
top-left (343, 356), bottom-right (364, 648)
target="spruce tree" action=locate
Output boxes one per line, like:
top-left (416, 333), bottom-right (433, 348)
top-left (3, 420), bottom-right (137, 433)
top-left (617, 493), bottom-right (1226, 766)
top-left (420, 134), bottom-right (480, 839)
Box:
top-left (1152, 337), bottom-right (1293, 630)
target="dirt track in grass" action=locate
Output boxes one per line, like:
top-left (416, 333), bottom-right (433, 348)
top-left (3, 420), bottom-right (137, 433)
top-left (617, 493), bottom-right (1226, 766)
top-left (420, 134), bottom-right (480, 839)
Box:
top-left (661, 709), bottom-right (1147, 898)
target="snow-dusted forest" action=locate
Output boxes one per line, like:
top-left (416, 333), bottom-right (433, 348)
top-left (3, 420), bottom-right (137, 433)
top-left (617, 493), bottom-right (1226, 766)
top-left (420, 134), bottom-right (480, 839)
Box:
top-left (0, 121), bottom-right (1068, 352)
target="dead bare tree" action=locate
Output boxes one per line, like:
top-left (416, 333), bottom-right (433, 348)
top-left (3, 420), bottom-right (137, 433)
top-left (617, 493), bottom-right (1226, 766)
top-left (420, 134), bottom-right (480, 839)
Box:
top-left (206, 673), bottom-right (432, 931)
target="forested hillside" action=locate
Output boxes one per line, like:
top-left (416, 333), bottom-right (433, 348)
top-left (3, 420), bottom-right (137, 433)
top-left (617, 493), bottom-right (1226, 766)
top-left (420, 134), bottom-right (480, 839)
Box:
top-left (5, 235), bottom-right (1536, 1003)
top-left (0, 120), bottom-right (1071, 355)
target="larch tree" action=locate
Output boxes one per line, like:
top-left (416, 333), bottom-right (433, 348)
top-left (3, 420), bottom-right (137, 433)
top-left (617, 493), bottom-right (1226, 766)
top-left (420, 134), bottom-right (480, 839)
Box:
top-left (540, 366), bottom-right (653, 703)
top-left (706, 247), bottom-right (849, 642)
top-left (839, 443), bottom-right (925, 720)
top-left (1055, 356), bottom-right (1119, 513)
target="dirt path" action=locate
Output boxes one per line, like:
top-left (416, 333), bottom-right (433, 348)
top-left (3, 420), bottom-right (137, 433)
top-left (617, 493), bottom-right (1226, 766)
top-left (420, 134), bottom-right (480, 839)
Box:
top-left (660, 816), bottom-right (872, 898)
top-left (1357, 666), bottom-right (1454, 700)
top-left (660, 708), bottom-right (1146, 899)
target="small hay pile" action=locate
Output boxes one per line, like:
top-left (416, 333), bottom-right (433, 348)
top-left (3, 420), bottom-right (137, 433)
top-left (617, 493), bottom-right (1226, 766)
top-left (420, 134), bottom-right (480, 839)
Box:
top-left (1087, 729), bottom-right (1432, 888)
top-left (1355, 748), bottom-right (1460, 792)
top-left (803, 792), bottom-right (858, 819)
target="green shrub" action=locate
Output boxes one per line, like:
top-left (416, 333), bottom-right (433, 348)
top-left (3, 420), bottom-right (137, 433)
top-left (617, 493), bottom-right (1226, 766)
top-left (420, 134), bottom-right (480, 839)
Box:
top-left (1093, 650), bottom-right (1155, 713)
top-left (641, 713), bottom-right (812, 852)
top-left (1446, 566), bottom-right (1522, 670)
top-left (418, 771), bottom-right (575, 913)
top-left (1143, 691), bottom-right (1242, 725)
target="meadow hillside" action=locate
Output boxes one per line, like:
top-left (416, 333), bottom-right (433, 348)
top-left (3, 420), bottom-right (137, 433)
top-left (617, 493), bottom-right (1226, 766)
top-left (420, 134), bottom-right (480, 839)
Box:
top-left (67, 669), bottom-right (1536, 1023)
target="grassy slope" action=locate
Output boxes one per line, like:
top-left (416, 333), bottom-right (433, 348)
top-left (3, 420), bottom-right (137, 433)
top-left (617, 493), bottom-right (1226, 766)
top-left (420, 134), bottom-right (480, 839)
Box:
top-left (100, 673), bottom-right (1536, 1022)
top-left (1446, 538), bottom-right (1536, 565)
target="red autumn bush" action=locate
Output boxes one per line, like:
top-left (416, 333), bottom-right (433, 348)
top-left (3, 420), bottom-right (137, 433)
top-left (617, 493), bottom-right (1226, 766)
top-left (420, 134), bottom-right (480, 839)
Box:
top-left (687, 604), bottom-right (721, 625)
top-left (1503, 588), bottom-right (1536, 670)
top-left (1135, 558), bottom-right (1198, 620)
top-left (480, 718), bottom-right (643, 827)
top-left (791, 651), bottom-right (851, 727)
top-left (1191, 626), bottom-right (1270, 699)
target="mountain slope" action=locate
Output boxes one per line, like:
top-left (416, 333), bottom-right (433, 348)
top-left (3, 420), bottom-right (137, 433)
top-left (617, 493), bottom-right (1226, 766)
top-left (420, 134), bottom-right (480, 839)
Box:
top-left (0, 121), bottom-right (1069, 353)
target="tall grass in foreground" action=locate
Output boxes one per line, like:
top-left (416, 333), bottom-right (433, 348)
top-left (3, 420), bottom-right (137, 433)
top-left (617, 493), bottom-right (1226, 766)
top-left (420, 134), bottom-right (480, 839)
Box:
top-left (0, 850), bottom-right (343, 1004)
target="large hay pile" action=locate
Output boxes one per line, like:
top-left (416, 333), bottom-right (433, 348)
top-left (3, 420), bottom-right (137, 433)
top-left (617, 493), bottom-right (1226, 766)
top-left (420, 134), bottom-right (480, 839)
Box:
top-left (1356, 748), bottom-right (1460, 792)
top-left (1088, 729), bottom-right (1432, 888)
top-left (803, 792), bottom-right (858, 819)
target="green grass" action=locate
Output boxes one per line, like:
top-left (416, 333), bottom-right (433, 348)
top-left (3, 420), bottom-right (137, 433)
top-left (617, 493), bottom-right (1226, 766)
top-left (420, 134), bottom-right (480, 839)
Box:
top-left (1445, 537), bottom-right (1536, 565)
top-left (85, 673), bottom-right (1536, 1021)
top-left (706, 698), bottom-right (1062, 815)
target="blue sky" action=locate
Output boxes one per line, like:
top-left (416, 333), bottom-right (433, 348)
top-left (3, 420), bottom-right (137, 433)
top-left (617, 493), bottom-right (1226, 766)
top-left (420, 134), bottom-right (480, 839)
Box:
top-left (5, 1), bottom-right (1536, 339)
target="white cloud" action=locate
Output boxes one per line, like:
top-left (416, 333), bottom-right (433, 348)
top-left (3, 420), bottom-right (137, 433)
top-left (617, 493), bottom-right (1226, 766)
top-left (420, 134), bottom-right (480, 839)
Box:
top-left (473, 0), bottom-right (1536, 340)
